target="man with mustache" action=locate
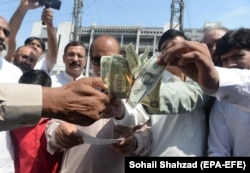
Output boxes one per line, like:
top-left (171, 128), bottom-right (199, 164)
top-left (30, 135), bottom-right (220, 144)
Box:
top-left (50, 40), bottom-right (87, 86)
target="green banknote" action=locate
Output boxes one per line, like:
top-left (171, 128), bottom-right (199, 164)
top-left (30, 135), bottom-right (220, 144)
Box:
top-left (100, 55), bottom-right (133, 99)
top-left (125, 43), bottom-right (149, 79)
top-left (127, 53), bottom-right (166, 107)
top-left (100, 56), bottom-right (113, 87)
top-left (100, 44), bottom-right (166, 108)
top-left (125, 43), bottom-right (139, 76)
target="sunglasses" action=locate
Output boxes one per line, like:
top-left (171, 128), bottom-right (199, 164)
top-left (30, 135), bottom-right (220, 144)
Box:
top-left (91, 56), bottom-right (101, 66)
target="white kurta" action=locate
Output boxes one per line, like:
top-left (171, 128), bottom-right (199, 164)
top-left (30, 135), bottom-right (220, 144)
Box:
top-left (149, 71), bottom-right (207, 156)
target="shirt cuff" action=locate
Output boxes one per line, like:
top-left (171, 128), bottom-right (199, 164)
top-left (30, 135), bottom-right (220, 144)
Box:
top-left (0, 83), bottom-right (42, 131)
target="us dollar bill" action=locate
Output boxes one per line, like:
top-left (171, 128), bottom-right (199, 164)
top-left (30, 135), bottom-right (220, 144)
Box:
top-left (127, 53), bottom-right (166, 107)
top-left (100, 44), bottom-right (166, 107)
top-left (100, 55), bottom-right (133, 99)
top-left (100, 56), bottom-right (113, 87)
top-left (125, 43), bottom-right (149, 79)
top-left (125, 43), bottom-right (139, 76)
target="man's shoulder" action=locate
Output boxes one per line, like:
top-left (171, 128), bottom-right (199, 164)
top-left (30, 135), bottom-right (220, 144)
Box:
top-left (1, 58), bottom-right (22, 73)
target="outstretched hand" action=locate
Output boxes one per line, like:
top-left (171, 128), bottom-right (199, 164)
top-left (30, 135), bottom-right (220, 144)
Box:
top-left (42, 77), bottom-right (110, 126)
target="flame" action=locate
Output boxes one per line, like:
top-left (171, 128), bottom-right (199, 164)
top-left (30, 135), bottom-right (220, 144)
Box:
top-left (126, 74), bottom-right (134, 86)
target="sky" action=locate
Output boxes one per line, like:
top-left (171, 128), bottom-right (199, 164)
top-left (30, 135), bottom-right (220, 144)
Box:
top-left (1, 0), bottom-right (250, 47)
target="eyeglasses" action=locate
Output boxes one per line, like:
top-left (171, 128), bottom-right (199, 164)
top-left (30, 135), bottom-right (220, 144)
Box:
top-left (91, 56), bottom-right (101, 66)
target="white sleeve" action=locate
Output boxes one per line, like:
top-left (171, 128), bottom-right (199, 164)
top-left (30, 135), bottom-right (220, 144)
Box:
top-left (45, 119), bottom-right (62, 154)
top-left (212, 67), bottom-right (250, 112)
top-left (113, 101), bottom-right (150, 128)
top-left (34, 56), bottom-right (52, 74)
top-left (208, 100), bottom-right (232, 156)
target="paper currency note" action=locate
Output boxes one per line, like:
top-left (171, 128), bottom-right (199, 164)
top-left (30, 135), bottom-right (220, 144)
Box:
top-left (101, 55), bottom-right (133, 99)
top-left (77, 128), bottom-right (125, 145)
top-left (125, 43), bottom-right (149, 79)
top-left (127, 53), bottom-right (166, 107)
top-left (100, 56), bottom-right (113, 87)
top-left (125, 43), bottom-right (139, 75)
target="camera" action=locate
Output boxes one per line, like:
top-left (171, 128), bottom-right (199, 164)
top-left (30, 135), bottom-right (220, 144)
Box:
top-left (38, 0), bottom-right (62, 10)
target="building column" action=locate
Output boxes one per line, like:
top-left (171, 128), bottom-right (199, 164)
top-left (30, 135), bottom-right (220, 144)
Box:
top-left (85, 26), bottom-right (95, 76)
top-left (136, 27), bottom-right (141, 54)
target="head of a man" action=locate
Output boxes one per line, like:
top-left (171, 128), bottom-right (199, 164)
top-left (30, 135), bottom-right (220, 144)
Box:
top-left (0, 16), bottom-right (10, 56)
top-left (158, 29), bottom-right (188, 78)
top-left (63, 40), bottom-right (87, 79)
top-left (12, 45), bottom-right (38, 72)
top-left (24, 36), bottom-right (45, 58)
top-left (202, 27), bottom-right (228, 66)
top-left (216, 28), bottom-right (250, 70)
top-left (90, 35), bottom-right (121, 77)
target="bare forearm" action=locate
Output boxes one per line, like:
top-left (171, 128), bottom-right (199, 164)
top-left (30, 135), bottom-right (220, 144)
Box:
top-left (6, 5), bottom-right (28, 61)
top-left (46, 25), bottom-right (58, 71)
top-left (43, 8), bottom-right (58, 72)
top-left (42, 87), bottom-right (62, 119)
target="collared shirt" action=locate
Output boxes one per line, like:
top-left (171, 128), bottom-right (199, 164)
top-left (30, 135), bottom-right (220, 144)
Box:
top-left (11, 118), bottom-right (63, 173)
top-left (134, 70), bottom-right (208, 156)
top-left (50, 71), bottom-right (84, 87)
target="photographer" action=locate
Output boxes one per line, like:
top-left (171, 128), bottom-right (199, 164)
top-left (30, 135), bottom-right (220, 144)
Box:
top-left (6, 0), bottom-right (58, 74)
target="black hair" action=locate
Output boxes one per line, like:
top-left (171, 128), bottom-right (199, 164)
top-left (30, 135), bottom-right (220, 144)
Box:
top-left (64, 40), bottom-right (87, 54)
top-left (24, 37), bottom-right (46, 52)
top-left (18, 69), bottom-right (52, 87)
top-left (158, 29), bottom-right (188, 51)
top-left (215, 28), bottom-right (250, 57)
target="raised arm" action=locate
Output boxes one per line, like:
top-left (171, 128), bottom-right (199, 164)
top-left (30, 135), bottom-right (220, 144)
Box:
top-left (6, 0), bottom-right (40, 62)
top-left (41, 8), bottom-right (58, 72)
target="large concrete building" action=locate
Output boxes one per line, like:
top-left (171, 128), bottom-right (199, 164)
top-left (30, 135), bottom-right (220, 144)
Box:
top-left (31, 21), bottom-right (222, 75)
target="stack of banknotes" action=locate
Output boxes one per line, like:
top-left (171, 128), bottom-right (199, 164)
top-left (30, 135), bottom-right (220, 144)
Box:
top-left (101, 43), bottom-right (166, 107)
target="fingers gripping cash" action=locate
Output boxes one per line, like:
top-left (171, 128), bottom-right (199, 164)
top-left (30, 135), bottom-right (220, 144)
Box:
top-left (100, 43), bottom-right (166, 108)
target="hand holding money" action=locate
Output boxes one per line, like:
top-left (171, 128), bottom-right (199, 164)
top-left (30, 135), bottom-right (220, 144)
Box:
top-left (101, 43), bottom-right (166, 107)
top-left (100, 43), bottom-right (148, 99)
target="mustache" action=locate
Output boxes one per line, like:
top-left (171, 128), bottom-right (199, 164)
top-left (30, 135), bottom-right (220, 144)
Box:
top-left (69, 61), bottom-right (81, 66)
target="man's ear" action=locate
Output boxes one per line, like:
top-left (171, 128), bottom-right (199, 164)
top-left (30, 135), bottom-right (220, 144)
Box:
top-left (10, 52), bottom-right (16, 63)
